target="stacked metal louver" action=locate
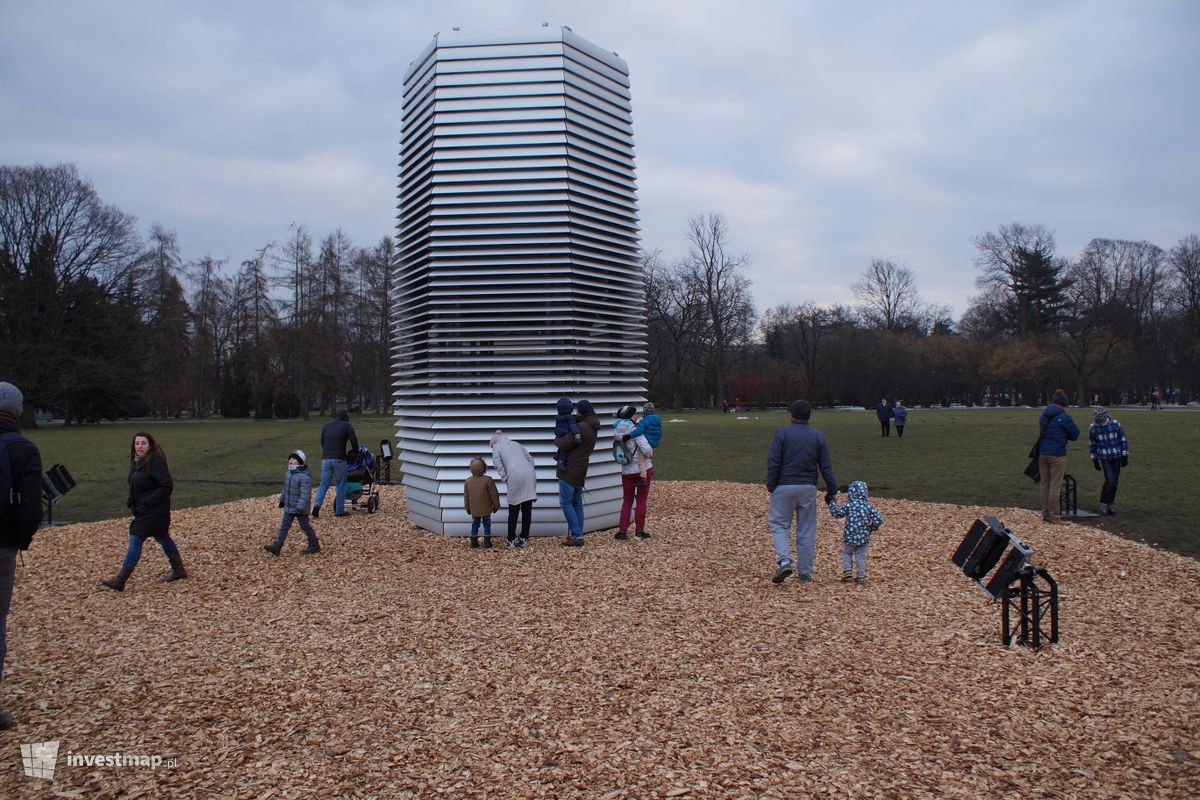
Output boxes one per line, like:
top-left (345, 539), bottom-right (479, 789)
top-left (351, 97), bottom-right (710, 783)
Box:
top-left (393, 26), bottom-right (647, 535)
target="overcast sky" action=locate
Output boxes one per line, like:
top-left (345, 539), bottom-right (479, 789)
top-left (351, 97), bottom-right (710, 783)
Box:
top-left (3, 1), bottom-right (1197, 319)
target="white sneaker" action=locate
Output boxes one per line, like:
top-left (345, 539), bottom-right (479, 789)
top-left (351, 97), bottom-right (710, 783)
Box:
top-left (1098, 503), bottom-right (1109, 515)
top-left (505, 539), bottom-right (516, 549)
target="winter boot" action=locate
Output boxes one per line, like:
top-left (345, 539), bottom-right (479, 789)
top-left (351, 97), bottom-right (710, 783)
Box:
top-left (101, 565), bottom-right (134, 592)
top-left (469, 536), bottom-right (479, 549)
top-left (264, 542), bottom-right (282, 556)
top-left (483, 536), bottom-right (493, 549)
top-left (162, 554), bottom-right (188, 583)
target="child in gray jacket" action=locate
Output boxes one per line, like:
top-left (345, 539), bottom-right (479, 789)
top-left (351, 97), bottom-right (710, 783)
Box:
top-left (265, 450), bottom-right (321, 555)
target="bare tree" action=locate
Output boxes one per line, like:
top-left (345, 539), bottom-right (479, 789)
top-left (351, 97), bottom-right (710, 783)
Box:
top-left (140, 225), bottom-right (191, 416)
top-left (852, 259), bottom-right (920, 331)
top-left (0, 163), bottom-right (142, 290)
top-left (682, 213), bottom-right (755, 408)
top-left (644, 248), bottom-right (707, 408)
top-left (973, 223), bottom-right (1071, 338)
top-left (184, 255), bottom-right (231, 416)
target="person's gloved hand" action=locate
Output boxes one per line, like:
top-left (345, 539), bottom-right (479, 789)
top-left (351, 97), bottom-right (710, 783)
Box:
top-left (279, 499), bottom-right (285, 508)
top-left (1121, 456), bottom-right (1128, 467)
top-left (825, 489), bottom-right (837, 505)
top-left (1093, 459), bottom-right (1101, 471)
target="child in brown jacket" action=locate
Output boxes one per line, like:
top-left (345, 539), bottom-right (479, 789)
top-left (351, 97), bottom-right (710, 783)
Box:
top-left (464, 457), bottom-right (500, 548)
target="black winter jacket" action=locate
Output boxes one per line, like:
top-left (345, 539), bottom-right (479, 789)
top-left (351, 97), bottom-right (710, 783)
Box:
top-left (0, 421), bottom-right (43, 549)
top-left (127, 457), bottom-right (173, 537)
top-left (320, 411), bottom-right (359, 460)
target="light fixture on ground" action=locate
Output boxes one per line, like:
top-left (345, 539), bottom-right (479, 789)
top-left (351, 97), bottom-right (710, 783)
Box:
top-left (41, 463), bottom-right (76, 526)
top-left (952, 515), bottom-right (1059, 648)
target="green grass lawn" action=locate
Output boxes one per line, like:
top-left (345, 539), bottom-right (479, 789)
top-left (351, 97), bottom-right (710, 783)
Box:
top-left (656, 406), bottom-right (1199, 559)
top-left (23, 406), bottom-right (1199, 559)
top-left (25, 415), bottom-right (401, 527)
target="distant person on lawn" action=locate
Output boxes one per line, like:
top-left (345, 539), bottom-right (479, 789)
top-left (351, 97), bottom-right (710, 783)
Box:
top-left (313, 409), bottom-right (358, 518)
top-left (766, 399), bottom-right (838, 584)
top-left (1037, 390), bottom-right (1080, 524)
top-left (875, 398), bottom-right (893, 437)
top-left (892, 400), bottom-right (908, 437)
top-left (1088, 406), bottom-right (1129, 516)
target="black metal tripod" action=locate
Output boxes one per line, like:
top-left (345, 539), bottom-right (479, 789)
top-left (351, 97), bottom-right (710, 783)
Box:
top-left (1001, 566), bottom-right (1059, 647)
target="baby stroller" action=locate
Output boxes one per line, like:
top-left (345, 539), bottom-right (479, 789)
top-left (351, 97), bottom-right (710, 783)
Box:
top-left (344, 444), bottom-right (380, 513)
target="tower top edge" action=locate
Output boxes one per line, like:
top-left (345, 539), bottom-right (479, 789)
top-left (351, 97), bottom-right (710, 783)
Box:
top-left (404, 25), bottom-right (628, 83)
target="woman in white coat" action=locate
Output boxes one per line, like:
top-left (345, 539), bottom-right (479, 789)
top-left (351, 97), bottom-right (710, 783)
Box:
top-left (490, 430), bottom-right (538, 548)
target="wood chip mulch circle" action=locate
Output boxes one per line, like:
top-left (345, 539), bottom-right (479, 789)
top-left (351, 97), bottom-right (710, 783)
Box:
top-left (2, 481), bottom-right (1197, 798)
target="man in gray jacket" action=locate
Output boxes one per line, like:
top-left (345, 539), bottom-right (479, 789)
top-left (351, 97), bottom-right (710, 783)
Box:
top-left (766, 399), bottom-right (837, 584)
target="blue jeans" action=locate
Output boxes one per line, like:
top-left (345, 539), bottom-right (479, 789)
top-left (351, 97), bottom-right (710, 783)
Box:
top-left (769, 484), bottom-right (817, 574)
top-left (470, 516), bottom-right (492, 538)
top-left (122, 534), bottom-right (181, 570)
top-left (558, 480), bottom-right (584, 539)
top-left (314, 459), bottom-right (348, 515)
top-left (0, 547), bottom-right (15, 686)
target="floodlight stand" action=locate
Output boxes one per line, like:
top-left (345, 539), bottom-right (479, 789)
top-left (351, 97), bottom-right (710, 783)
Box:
top-left (1001, 566), bottom-right (1059, 648)
top-left (1059, 474), bottom-right (1077, 517)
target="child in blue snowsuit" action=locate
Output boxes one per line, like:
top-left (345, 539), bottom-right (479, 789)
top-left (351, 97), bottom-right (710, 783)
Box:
top-left (619, 402), bottom-right (663, 486)
top-left (827, 480), bottom-right (883, 585)
top-left (553, 397), bottom-right (581, 472)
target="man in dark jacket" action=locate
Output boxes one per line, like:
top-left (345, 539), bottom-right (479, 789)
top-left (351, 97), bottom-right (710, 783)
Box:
top-left (313, 409), bottom-right (358, 518)
top-left (556, 398), bottom-right (600, 546)
top-left (875, 398), bottom-right (893, 437)
top-left (1038, 390), bottom-right (1080, 524)
top-left (766, 399), bottom-right (837, 584)
top-left (0, 382), bottom-right (43, 730)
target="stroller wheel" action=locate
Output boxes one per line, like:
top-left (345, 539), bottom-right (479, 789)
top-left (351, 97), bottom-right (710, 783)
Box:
top-left (367, 496), bottom-right (379, 513)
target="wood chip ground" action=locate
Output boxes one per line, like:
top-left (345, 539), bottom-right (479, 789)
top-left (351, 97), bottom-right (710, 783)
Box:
top-left (2, 482), bottom-right (1197, 798)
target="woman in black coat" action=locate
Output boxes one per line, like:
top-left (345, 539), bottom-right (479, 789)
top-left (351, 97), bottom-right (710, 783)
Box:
top-left (101, 432), bottom-right (187, 591)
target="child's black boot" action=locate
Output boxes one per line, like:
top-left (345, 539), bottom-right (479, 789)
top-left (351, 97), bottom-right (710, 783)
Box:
top-left (469, 536), bottom-right (479, 549)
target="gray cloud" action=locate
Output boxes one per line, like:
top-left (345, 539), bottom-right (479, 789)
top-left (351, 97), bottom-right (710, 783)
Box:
top-left (1, 0), bottom-right (1196, 316)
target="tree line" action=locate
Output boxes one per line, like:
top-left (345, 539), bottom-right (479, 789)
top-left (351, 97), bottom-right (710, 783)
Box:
top-left (4, 164), bottom-right (1197, 424)
top-left (647, 216), bottom-right (1200, 410)
top-left (0, 164), bottom-right (393, 424)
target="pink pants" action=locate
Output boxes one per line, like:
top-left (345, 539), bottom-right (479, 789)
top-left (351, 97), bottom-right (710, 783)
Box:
top-left (618, 468), bottom-right (653, 533)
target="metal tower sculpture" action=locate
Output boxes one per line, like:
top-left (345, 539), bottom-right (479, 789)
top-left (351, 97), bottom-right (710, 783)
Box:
top-left (393, 26), bottom-right (646, 535)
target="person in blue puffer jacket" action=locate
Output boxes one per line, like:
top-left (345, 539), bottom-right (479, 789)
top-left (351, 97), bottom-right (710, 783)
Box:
top-left (1037, 390), bottom-right (1080, 524)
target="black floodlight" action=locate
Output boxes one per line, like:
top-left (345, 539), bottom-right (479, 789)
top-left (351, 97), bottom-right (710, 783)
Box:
top-left (952, 515), bottom-right (1058, 647)
top-left (41, 463), bottom-right (76, 526)
top-left (379, 439), bottom-right (393, 462)
top-left (952, 515), bottom-right (1031, 598)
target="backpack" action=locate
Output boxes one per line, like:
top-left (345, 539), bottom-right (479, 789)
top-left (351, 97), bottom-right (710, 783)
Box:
top-left (0, 430), bottom-right (27, 520)
top-left (612, 440), bottom-right (632, 465)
